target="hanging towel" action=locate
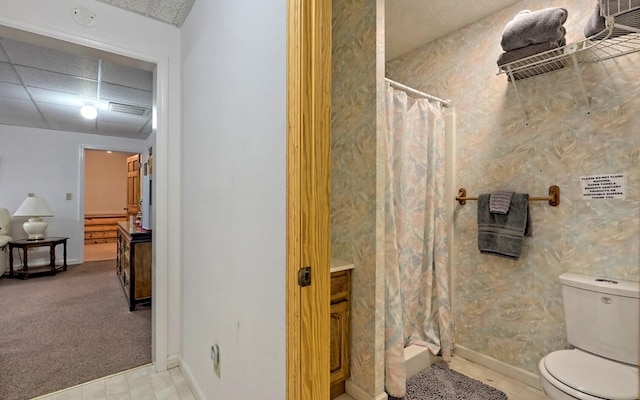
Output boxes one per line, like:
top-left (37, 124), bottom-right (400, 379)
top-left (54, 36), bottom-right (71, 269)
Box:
top-left (489, 191), bottom-right (514, 214)
top-left (501, 8), bottom-right (568, 51)
top-left (478, 193), bottom-right (531, 259)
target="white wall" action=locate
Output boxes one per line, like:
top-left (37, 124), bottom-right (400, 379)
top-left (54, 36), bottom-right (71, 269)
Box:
top-left (180, 1), bottom-right (287, 398)
top-left (0, 125), bottom-right (145, 264)
top-left (0, 0), bottom-right (182, 368)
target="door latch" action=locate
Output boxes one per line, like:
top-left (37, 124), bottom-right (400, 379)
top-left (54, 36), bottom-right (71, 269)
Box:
top-left (298, 266), bottom-right (311, 287)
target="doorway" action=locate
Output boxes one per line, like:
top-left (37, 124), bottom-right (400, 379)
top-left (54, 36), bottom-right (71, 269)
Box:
top-left (84, 149), bottom-right (138, 262)
top-left (0, 16), bottom-right (169, 395)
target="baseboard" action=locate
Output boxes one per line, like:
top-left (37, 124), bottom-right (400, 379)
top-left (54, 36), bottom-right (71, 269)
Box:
top-left (344, 345), bottom-right (440, 400)
top-left (404, 344), bottom-right (441, 379)
top-left (167, 354), bottom-right (180, 369)
top-left (345, 380), bottom-right (388, 400)
top-left (178, 358), bottom-right (206, 400)
top-left (454, 345), bottom-right (542, 390)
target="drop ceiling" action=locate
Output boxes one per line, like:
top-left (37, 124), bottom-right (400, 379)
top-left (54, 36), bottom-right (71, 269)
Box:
top-left (0, 31), bottom-right (154, 139)
top-left (0, 0), bottom-right (520, 139)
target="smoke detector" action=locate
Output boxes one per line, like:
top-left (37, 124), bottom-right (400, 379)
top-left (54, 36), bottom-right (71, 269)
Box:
top-left (72, 6), bottom-right (97, 28)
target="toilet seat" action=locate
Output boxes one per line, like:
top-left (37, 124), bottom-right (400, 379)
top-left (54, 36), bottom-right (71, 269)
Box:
top-left (542, 349), bottom-right (639, 400)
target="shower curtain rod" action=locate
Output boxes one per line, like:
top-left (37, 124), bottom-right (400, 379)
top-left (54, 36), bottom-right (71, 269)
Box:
top-left (385, 78), bottom-right (452, 107)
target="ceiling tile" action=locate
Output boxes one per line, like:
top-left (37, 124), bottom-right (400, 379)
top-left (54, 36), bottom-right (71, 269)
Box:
top-left (1, 38), bottom-right (98, 79)
top-left (37, 102), bottom-right (98, 132)
top-left (149, 0), bottom-right (193, 26)
top-left (96, 119), bottom-right (146, 137)
top-left (0, 97), bottom-right (48, 128)
top-left (17, 66), bottom-right (98, 98)
top-left (29, 87), bottom-right (91, 109)
top-left (99, 109), bottom-right (150, 124)
top-left (101, 61), bottom-right (153, 91)
top-left (0, 82), bottom-right (30, 100)
top-left (98, 0), bottom-right (151, 15)
top-left (100, 82), bottom-right (152, 107)
top-left (0, 62), bottom-right (20, 84)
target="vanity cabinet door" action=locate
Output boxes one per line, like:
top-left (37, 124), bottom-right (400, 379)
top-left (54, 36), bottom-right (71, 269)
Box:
top-left (330, 270), bottom-right (351, 399)
top-left (330, 300), bottom-right (349, 380)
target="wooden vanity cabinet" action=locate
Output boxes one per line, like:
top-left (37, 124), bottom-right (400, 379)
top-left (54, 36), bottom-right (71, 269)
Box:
top-left (330, 269), bottom-right (351, 399)
top-left (116, 222), bottom-right (152, 311)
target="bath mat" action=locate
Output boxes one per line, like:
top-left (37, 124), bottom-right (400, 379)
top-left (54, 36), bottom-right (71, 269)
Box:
top-left (398, 362), bottom-right (508, 400)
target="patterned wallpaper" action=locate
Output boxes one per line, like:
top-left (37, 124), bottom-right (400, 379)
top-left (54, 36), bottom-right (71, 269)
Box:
top-left (386, 0), bottom-right (639, 375)
top-left (331, 0), bottom-right (385, 396)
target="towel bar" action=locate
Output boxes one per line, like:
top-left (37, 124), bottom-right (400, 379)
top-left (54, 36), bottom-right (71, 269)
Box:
top-left (456, 185), bottom-right (560, 206)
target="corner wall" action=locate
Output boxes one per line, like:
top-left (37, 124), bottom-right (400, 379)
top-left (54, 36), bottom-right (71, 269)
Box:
top-left (179, 1), bottom-right (287, 398)
top-left (331, 0), bottom-right (386, 396)
top-left (387, 0), bottom-right (639, 374)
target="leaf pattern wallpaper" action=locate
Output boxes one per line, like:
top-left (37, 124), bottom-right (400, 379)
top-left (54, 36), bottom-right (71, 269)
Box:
top-left (387, 0), bottom-right (639, 376)
top-left (332, 0), bottom-right (638, 397)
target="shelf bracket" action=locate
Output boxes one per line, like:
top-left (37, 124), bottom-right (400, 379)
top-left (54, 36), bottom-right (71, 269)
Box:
top-left (566, 44), bottom-right (592, 115)
top-left (506, 65), bottom-right (530, 126)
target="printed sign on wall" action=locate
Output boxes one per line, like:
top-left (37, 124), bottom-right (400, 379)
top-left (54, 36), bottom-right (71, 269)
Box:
top-left (581, 174), bottom-right (625, 199)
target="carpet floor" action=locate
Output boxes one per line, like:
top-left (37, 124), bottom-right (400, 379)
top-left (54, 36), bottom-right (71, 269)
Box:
top-left (0, 260), bottom-right (151, 400)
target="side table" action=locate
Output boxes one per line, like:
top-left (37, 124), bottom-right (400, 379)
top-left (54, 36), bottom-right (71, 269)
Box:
top-left (8, 237), bottom-right (68, 279)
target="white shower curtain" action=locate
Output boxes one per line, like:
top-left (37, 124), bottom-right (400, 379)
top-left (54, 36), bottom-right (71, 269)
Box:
top-left (384, 84), bottom-right (453, 398)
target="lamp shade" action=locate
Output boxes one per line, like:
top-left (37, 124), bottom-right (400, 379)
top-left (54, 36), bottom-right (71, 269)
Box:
top-left (14, 196), bottom-right (54, 217)
top-left (14, 196), bottom-right (54, 240)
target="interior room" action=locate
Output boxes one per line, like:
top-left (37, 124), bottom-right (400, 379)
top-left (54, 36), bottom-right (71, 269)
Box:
top-left (84, 149), bottom-right (139, 262)
top-left (0, 1), bottom-right (637, 400)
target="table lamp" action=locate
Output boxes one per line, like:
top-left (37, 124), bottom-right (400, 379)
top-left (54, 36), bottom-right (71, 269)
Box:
top-left (14, 196), bottom-right (54, 240)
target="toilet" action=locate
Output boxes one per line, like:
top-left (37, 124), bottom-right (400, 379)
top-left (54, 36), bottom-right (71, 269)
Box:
top-left (538, 272), bottom-right (639, 400)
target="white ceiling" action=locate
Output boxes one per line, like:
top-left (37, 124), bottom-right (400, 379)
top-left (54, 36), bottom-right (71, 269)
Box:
top-left (0, 0), bottom-right (519, 139)
top-left (386, 0), bottom-right (522, 60)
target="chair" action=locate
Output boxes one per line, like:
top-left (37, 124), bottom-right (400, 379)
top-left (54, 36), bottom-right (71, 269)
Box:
top-left (0, 208), bottom-right (12, 277)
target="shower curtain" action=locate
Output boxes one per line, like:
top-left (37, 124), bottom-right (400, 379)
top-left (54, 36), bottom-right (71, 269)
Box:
top-left (384, 84), bottom-right (453, 398)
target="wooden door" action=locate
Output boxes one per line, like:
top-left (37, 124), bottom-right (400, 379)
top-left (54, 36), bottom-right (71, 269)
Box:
top-left (286, 0), bottom-right (332, 399)
top-left (126, 154), bottom-right (141, 218)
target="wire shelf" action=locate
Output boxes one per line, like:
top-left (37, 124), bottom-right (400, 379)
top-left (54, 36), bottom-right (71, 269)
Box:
top-left (496, 4), bottom-right (640, 124)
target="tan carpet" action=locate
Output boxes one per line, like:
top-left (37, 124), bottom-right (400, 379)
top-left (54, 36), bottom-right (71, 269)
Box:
top-left (0, 260), bottom-right (151, 400)
top-left (85, 242), bottom-right (117, 261)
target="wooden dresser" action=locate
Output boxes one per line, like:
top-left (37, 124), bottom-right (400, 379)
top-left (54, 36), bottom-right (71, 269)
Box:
top-left (330, 267), bottom-right (351, 399)
top-left (116, 222), bottom-right (152, 311)
top-left (84, 214), bottom-right (127, 244)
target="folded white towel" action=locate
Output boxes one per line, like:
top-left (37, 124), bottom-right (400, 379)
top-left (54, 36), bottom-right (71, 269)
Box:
top-left (489, 191), bottom-right (514, 214)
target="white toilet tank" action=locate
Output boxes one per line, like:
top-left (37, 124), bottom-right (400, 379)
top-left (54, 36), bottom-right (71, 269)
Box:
top-left (559, 272), bottom-right (639, 366)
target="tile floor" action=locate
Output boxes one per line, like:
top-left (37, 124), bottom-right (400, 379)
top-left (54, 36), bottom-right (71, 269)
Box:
top-left (34, 357), bottom-right (547, 400)
top-left (33, 364), bottom-right (195, 400)
top-left (33, 356), bottom-right (547, 400)
top-left (336, 355), bottom-right (548, 400)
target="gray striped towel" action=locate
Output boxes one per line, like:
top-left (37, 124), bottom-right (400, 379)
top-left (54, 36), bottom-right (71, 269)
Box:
top-left (489, 191), bottom-right (514, 214)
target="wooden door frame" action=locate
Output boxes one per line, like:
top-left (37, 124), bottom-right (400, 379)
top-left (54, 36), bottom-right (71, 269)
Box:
top-left (286, 0), bottom-right (332, 399)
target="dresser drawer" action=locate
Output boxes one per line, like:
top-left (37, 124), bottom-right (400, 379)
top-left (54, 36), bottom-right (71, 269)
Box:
top-left (330, 270), bottom-right (350, 304)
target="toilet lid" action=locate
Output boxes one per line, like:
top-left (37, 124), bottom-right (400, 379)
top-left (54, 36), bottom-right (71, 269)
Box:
top-left (545, 350), bottom-right (639, 400)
